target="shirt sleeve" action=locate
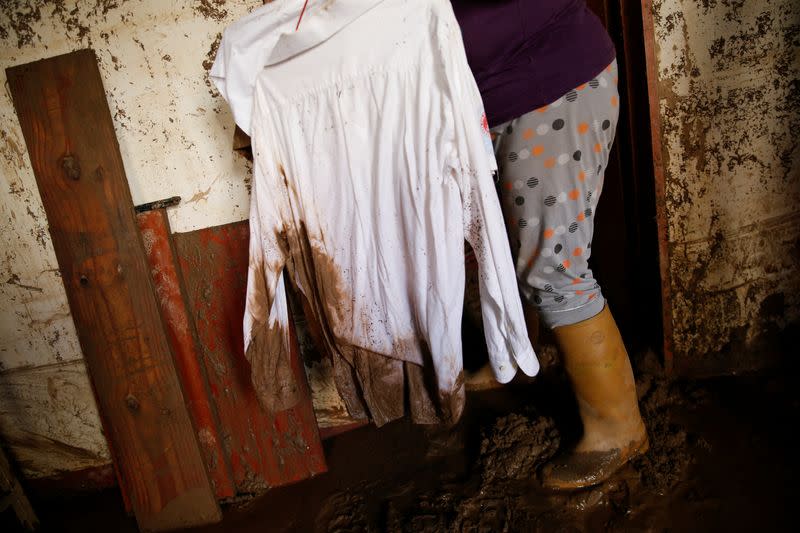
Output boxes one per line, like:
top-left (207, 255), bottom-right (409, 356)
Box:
top-left (209, 3), bottom-right (285, 136)
top-left (459, 162), bottom-right (540, 383)
top-left (243, 106), bottom-right (300, 413)
top-left (442, 11), bottom-right (540, 383)
top-left (210, 27), bottom-right (262, 136)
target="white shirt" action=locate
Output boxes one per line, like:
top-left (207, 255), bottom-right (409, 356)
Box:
top-left (212, 0), bottom-right (538, 425)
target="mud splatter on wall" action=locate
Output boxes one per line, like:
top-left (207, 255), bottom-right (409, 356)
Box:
top-left (0, 1), bottom-right (259, 477)
top-left (648, 0), bottom-right (800, 373)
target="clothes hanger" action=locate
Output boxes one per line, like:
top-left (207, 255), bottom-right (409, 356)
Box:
top-left (296, 0), bottom-right (309, 31)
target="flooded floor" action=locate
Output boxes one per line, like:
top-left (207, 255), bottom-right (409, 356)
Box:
top-left (17, 358), bottom-right (799, 532)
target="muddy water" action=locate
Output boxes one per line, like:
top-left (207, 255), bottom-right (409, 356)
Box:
top-left (23, 364), bottom-right (799, 532)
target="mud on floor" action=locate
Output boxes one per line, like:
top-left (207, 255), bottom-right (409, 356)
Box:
top-left (18, 363), bottom-right (800, 533)
top-left (306, 369), bottom-right (799, 532)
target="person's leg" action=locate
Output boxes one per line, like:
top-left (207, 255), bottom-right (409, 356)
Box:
top-left (492, 59), bottom-right (647, 489)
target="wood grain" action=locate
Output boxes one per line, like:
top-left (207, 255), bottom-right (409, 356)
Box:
top-left (639, 0), bottom-right (675, 373)
top-left (6, 49), bottom-right (220, 531)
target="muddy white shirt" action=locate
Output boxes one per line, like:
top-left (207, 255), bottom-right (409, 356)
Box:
top-left (212, 0), bottom-right (538, 425)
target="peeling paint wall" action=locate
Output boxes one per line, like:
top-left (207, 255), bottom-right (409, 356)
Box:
top-left (650, 0), bottom-right (800, 373)
top-left (1, 0), bottom-right (259, 477)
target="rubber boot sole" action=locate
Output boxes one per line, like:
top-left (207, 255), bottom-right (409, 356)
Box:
top-left (540, 432), bottom-right (650, 491)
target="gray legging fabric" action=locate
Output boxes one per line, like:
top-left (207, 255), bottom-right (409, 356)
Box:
top-left (491, 59), bottom-right (619, 329)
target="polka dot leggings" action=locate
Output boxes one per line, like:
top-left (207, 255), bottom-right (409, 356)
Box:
top-left (491, 60), bottom-right (619, 329)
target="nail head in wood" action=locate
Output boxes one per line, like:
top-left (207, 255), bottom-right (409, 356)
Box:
top-left (125, 394), bottom-right (140, 412)
top-left (61, 154), bottom-right (81, 180)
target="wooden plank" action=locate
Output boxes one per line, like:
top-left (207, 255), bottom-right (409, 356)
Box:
top-left (6, 49), bottom-right (220, 530)
top-left (173, 221), bottom-right (326, 493)
top-left (640, 0), bottom-right (675, 373)
top-left (136, 209), bottom-right (236, 499)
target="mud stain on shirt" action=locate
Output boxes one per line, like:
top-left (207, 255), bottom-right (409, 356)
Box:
top-left (248, 219), bottom-right (466, 426)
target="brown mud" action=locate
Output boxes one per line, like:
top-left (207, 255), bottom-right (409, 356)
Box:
top-left (276, 219), bottom-right (464, 427)
top-left (18, 352), bottom-right (799, 533)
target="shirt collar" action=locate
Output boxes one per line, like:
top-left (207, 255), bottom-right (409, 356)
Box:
top-left (265, 0), bottom-right (386, 66)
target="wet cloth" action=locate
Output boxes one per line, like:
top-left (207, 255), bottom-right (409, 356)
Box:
top-left (451, 0), bottom-right (616, 127)
top-left (490, 60), bottom-right (619, 328)
top-left (211, 0), bottom-right (539, 426)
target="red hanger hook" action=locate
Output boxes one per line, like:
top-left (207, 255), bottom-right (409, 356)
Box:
top-left (295, 0), bottom-right (309, 31)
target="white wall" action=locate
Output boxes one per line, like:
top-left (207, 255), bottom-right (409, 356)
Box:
top-left (650, 0), bottom-right (800, 372)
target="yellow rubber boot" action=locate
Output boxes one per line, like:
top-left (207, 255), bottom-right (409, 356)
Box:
top-left (540, 304), bottom-right (648, 490)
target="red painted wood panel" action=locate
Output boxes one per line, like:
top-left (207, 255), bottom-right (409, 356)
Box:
top-left (173, 222), bottom-right (326, 493)
top-left (136, 209), bottom-right (236, 499)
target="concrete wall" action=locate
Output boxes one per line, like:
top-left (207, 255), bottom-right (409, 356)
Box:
top-left (0, 0), bottom-right (257, 478)
top-left (649, 0), bottom-right (800, 373)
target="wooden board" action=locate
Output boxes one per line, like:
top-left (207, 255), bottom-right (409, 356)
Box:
top-left (173, 222), bottom-right (327, 493)
top-left (640, 0), bottom-right (675, 372)
top-left (136, 209), bottom-right (236, 499)
top-left (6, 49), bottom-right (220, 531)
top-left (0, 444), bottom-right (38, 530)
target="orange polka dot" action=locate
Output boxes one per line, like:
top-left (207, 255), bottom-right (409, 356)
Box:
top-left (572, 278), bottom-right (581, 285)
top-left (611, 95), bottom-right (618, 107)
top-left (528, 249), bottom-right (540, 268)
top-left (532, 145), bottom-right (545, 156)
top-left (573, 247), bottom-right (583, 257)
top-left (594, 143), bottom-right (602, 153)
top-left (578, 122), bottom-right (589, 134)
top-left (544, 157), bottom-right (556, 168)
top-left (578, 171), bottom-right (586, 182)
top-left (523, 128), bottom-right (534, 140)
top-left (576, 290), bottom-right (584, 295)
top-left (543, 228), bottom-right (555, 239)
top-left (614, 76), bottom-right (618, 85)
top-left (568, 188), bottom-right (580, 200)
top-left (576, 83), bottom-right (587, 91)
top-left (536, 105), bottom-right (549, 113)
top-left (588, 293), bottom-right (597, 300)
top-left (577, 212), bottom-right (586, 222)
top-left (606, 64), bottom-right (612, 72)
top-left (562, 259), bottom-right (571, 269)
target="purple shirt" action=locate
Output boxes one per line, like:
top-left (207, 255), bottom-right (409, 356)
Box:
top-left (452, 0), bottom-right (616, 127)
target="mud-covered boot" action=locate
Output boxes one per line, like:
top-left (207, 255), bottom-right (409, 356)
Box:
top-left (540, 305), bottom-right (648, 490)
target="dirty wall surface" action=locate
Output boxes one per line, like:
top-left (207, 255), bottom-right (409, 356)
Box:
top-left (650, 0), bottom-right (800, 373)
top-left (0, 0), bottom-right (257, 477)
